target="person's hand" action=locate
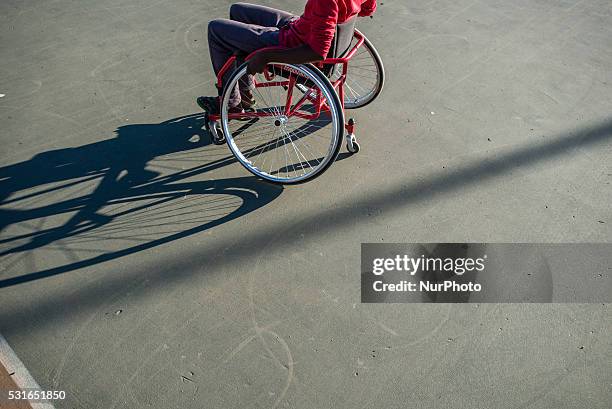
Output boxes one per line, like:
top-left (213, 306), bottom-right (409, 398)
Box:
top-left (247, 52), bottom-right (270, 75)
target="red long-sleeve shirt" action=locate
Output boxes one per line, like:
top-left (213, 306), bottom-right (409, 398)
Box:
top-left (279, 0), bottom-right (377, 58)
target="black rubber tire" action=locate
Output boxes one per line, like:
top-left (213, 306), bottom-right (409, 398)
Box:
top-left (344, 30), bottom-right (385, 109)
top-left (220, 62), bottom-right (344, 185)
top-left (347, 140), bottom-right (360, 154)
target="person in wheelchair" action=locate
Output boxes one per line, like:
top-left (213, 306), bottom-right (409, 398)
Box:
top-left (196, 0), bottom-right (377, 115)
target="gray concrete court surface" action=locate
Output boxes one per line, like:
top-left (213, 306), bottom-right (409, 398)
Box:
top-left (1, 0), bottom-right (611, 408)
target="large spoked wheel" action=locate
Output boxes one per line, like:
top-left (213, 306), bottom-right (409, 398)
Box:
top-left (220, 63), bottom-right (344, 185)
top-left (334, 30), bottom-right (385, 109)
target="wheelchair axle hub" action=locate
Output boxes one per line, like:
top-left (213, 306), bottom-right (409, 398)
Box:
top-left (274, 115), bottom-right (288, 127)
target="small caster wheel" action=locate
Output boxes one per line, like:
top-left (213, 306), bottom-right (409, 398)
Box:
top-left (208, 119), bottom-right (226, 145)
top-left (346, 133), bottom-right (360, 154)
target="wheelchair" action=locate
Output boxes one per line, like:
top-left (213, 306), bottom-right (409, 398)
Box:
top-left (205, 18), bottom-right (385, 184)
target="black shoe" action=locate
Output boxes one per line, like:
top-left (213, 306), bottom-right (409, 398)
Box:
top-left (197, 96), bottom-right (220, 115)
top-left (197, 95), bottom-right (253, 121)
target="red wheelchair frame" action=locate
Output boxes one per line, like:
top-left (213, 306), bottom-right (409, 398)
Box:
top-left (207, 29), bottom-right (366, 137)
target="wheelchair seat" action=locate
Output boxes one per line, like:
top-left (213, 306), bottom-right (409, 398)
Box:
top-left (230, 17), bottom-right (356, 84)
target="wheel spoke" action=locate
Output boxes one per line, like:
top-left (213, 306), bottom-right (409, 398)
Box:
top-left (340, 37), bottom-right (383, 108)
top-left (222, 64), bottom-right (342, 183)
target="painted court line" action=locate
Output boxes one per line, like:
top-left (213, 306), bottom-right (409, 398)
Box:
top-left (0, 333), bottom-right (56, 409)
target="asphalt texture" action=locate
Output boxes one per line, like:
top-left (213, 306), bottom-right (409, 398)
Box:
top-left (1, 0), bottom-right (611, 408)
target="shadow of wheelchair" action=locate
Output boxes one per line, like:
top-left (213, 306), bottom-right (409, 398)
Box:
top-left (0, 113), bottom-right (283, 287)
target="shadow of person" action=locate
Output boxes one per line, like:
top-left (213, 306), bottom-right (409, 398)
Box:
top-left (0, 114), bottom-right (283, 287)
top-left (1, 114), bottom-right (213, 204)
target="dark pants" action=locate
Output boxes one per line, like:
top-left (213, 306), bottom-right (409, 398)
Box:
top-left (208, 2), bottom-right (297, 107)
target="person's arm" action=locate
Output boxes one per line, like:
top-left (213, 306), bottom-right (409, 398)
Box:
top-left (247, 45), bottom-right (323, 74)
top-left (359, 0), bottom-right (377, 17)
top-left (248, 0), bottom-right (339, 74)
